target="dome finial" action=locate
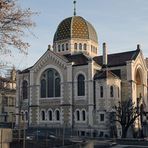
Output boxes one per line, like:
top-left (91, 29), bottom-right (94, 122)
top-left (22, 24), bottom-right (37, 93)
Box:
top-left (73, 0), bottom-right (76, 16)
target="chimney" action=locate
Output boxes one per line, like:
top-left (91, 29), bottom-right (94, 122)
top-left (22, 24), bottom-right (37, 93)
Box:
top-left (137, 44), bottom-right (141, 50)
top-left (103, 42), bottom-right (108, 66)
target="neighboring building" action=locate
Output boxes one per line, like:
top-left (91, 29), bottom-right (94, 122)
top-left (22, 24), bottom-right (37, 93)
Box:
top-left (0, 68), bottom-right (16, 127)
top-left (16, 14), bottom-right (148, 137)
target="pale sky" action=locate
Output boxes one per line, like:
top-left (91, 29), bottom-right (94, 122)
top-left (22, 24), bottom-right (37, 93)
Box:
top-left (6, 0), bottom-right (148, 70)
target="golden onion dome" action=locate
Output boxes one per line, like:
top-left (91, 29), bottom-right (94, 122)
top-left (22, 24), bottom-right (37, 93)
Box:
top-left (53, 16), bottom-right (98, 43)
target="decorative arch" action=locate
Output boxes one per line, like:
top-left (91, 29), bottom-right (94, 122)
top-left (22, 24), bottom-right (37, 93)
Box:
top-left (75, 109), bottom-right (80, 121)
top-left (54, 109), bottom-right (60, 121)
top-left (135, 66), bottom-right (144, 102)
top-left (134, 65), bottom-right (144, 85)
top-left (40, 68), bottom-right (61, 98)
top-left (47, 109), bottom-right (53, 121)
top-left (81, 109), bottom-right (87, 121)
top-left (40, 109), bottom-right (46, 121)
top-left (75, 72), bottom-right (86, 97)
top-left (77, 74), bottom-right (85, 96)
top-left (37, 65), bottom-right (63, 85)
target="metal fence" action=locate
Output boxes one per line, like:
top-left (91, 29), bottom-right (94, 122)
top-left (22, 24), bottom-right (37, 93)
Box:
top-left (10, 140), bottom-right (87, 148)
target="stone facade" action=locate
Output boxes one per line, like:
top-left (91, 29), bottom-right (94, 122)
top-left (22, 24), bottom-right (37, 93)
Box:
top-left (16, 15), bottom-right (148, 138)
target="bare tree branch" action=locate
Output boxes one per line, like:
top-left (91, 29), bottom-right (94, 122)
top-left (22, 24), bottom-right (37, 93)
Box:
top-left (0, 0), bottom-right (37, 55)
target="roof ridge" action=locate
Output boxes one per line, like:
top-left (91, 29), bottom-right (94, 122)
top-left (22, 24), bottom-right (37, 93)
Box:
top-left (95, 49), bottom-right (137, 58)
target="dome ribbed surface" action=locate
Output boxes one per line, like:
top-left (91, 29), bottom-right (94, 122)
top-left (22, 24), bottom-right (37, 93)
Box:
top-left (53, 16), bottom-right (98, 43)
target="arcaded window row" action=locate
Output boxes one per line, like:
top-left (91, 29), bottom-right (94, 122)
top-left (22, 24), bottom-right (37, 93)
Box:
top-left (40, 109), bottom-right (60, 121)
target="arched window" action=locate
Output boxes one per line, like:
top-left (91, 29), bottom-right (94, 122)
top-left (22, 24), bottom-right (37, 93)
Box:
top-left (82, 110), bottom-right (86, 121)
top-left (100, 86), bottom-right (103, 98)
top-left (58, 45), bottom-right (60, 52)
top-left (110, 86), bottom-right (114, 97)
top-left (62, 44), bottom-right (64, 51)
top-left (84, 44), bottom-right (87, 50)
top-left (74, 43), bottom-right (77, 50)
top-left (79, 43), bottom-right (82, 50)
top-left (22, 80), bottom-right (28, 99)
top-left (76, 110), bottom-right (80, 121)
top-left (48, 110), bottom-right (52, 121)
top-left (66, 43), bottom-right (68, 50)
top-left (40, 68), bottom-right (61, 98)
top-left (41, 110), bottom-right (45, 121)
top-left (55, 110), bottom-right (60, 121)
top-left (77, 74), bottom-right (85, 96)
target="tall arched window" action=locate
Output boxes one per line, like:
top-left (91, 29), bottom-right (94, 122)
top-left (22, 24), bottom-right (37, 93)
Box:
top-left (48, 110), bottom-right (52, 121)
top-left (40, 68), bottom-right (61, 98)
top-left (79, 43), bottom-right (82, 50)
top-left (84, 44), bottom-right (87, 50)
top-left (74, 43), bottom-right (77, 50)
top-left (55, 110), bottom-right (60, 121)
top-left (41, 110), bottom-right (45, 121)
top-left (76, 110), bottom-right (80, 121)
top-left (22, 80), bottom-right (28, 99)
top-left (110, 86), bottom-right (114, 97)
top-left (77, 74), bottom-right (85, 96)
top-left (82, 110), bottom-right (86, 121)
top-left (100, 86), bottom-right (103, 98)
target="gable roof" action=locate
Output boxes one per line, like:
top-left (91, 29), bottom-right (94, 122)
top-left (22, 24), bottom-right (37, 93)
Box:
top-left (64, 53), bottom-right (90, 66)
top-left (93, 49), bottom-right (140, 67)
top-left (94, 70), bottom-right (120, 80)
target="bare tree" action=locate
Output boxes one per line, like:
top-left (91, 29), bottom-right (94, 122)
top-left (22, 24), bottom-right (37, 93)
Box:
top-left (0, 0), bottom-right (36, 55)
top-left (114, 99), bottom-right (141, 138)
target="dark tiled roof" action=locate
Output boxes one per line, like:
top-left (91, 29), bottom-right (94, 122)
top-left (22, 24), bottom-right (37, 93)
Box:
top-left (93, 49), bottom-right (140, 67)
top-left (111, 69), bottom-right (121, 78)
top-left (94, 70), bottom-right (119, 80)
top-left (64, 53), bottom-right (90, 66)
